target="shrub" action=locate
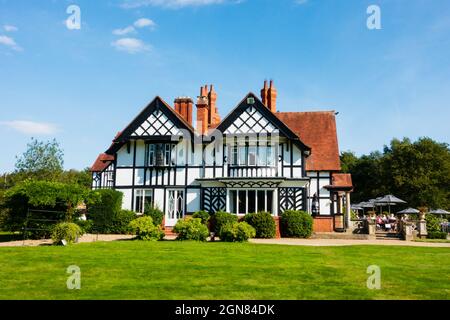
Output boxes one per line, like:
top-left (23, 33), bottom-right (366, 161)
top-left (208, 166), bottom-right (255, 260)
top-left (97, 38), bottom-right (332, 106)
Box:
top-left (144, 203), bottom-right (164, 226)
top-left (427, 231), bottom-right (448, 240)
top-left (210, 211), bottom-right (238, 234)
top-left (244, 212), bottom-right (276, 239)
top-left (219, 222), bottom-right (256, 242)
top-left (129, 216), bottom-right (164, 241)
top-left (2, 180), bottom-right (87, 237)
top-left (110, 210), bottom-right (136, 234)
top-left (192, 210), bottom-right (210, 225)
top-left (51, 222), bottom-right (83, 245)
top-left (280, 210), bottom-right (313, 238)
top-left (173, 218), bottom-right (209, 241)
top-left (74, 219), bottom-right (93, 234)
top-left (87, 189), bottom-right (123, 233)
top-left (426, 214), bottom-right (442, 233)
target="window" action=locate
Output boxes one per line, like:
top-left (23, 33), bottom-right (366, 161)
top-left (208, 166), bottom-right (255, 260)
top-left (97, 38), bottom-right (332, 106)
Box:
top-left (229, 144), bottom-right (276, 167)
top-left (229, 189), bottom-right (275, 215)
top-left (146, 143), bottom-right (176, 167)
top-left (231, 146), bottom-right (238, 166)
top-left (248, 146), bottom-right (257, 166)
top-left (135, 190), bottom-right (153, 214)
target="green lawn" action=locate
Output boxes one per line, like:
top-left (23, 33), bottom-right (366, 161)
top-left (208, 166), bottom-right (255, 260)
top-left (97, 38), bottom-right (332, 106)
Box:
top-left (0, 241), bottom-right (449, 300)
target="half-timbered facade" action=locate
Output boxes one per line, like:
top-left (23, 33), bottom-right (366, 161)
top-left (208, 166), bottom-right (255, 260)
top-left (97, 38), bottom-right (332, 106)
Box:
top-left (91, 81), bottom-right (352, 231)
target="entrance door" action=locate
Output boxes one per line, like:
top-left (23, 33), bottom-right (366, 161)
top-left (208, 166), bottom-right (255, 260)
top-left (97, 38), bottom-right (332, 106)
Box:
top-left (166, 189), bottom-right (185, 227)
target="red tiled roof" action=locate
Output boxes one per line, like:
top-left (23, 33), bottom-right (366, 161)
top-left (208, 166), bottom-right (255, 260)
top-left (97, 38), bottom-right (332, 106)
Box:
top-left (276, 111), bottom-right (341, 171)
top-left (331, 173), bottom-right (353, 188)
top-left (90, 153), bottom-right (114, 172)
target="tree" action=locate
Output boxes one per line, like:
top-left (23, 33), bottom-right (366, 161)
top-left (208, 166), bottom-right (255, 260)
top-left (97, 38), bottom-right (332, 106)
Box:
top-left (15, 138), bottom-right (64, 181)
top-left (341, 137), bottom-right (450, 209)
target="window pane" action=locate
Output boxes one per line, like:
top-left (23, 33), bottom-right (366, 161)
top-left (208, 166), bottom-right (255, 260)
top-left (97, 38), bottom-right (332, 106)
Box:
top-left (266, 191), bottom-right (274, 214)
top-left (144, 190), bottom-right (153, 212)
top-left (257, 190), bottom-right (266, 212)
top-left (248, 146), bottom-right (256, 166)
top-left (238, 190), bottom-right (246, 214)
top-left (135, 190), bottom-right (143, 213)
top-left (239, 146), bottom-right (247, 165)
top-left (248, 190), bottom-right (256, 213)
top-left (165, 144), bottom-right (171, 166)
top-left (231, 146), bottom-right (238, 166)
top-left (267, 146), bottom-right (274, 166)
top-left (156, 144), bottom-right (164, 166)
top-left (258, 146), bottom-right (267, 166)
top-left (230, 190), bottom-right (237, 214)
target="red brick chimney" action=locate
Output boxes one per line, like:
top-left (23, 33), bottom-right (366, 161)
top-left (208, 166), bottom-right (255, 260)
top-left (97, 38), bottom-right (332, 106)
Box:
top-left (174, 97), bottom-right (193, 125)
top-left (196, 86), bottom-right (209, 134)
top-left (208, 85), bottom-right (221, 127)
top-left (261, 80), bottom-right (269, 106)
top-left (267, 80), bottom-right (277, 113)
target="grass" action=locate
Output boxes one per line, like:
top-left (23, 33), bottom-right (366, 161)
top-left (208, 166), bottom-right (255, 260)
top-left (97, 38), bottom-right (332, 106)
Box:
top-left (0, 241), bottom-right (449, 300)
top-left (414, 238), bottom-right (450, 243)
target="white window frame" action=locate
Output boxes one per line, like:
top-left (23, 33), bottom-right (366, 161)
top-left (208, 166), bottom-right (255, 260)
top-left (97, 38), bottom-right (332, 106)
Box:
top-left (227, 188), bottom-right (276, 216)
top-left (134, 189), bottom-right (153, 214)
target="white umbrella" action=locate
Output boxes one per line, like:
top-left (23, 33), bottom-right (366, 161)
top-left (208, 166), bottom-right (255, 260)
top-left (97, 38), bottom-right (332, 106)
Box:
top-left (429, 209), bottom-right (450, 215)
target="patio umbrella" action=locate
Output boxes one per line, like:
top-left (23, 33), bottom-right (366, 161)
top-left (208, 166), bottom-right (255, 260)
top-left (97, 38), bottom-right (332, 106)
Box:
top-left (375, 195), bottom-right (407, 214)
top-left (397, 208), bottom-right (420, 214)
top-left (429, 209), bottom-right (450, 216)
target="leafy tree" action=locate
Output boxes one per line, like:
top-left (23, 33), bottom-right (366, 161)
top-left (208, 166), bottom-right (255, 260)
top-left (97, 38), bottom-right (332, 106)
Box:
top-left (15, 138), bottom-right (64, 181)
top-left (341, 137), bottom-right (450, 209)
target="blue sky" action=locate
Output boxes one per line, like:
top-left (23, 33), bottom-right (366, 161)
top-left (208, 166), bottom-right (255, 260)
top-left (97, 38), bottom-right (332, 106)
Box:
top-left (0, 0), bottom-right (449, 172)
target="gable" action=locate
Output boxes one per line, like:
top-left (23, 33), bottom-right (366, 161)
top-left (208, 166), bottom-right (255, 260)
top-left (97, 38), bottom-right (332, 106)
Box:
top-left (215, 93), bottom-right (311, 151)
top-left (131, 109), bottom-right (181, 137)
top-left (224, 105), bottom-right (279, 135)
top-left (106, 96), bottom-right (194, 154)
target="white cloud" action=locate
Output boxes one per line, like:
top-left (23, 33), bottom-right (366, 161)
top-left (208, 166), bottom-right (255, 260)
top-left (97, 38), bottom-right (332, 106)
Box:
top-left (111, 38), bottom-right (151, 54)
top-left (121, 0), bottom-right (235, 9)
top-left (112, 26), bottom-right (135, 35)
top-left (3, 25), bottom-right (18, 32)
top-left (0, 35), bottom-right (22, 51)
top-left (134, 18), bottom-right (156, 29)
top-left (1, 121), bottom-right (58, 135)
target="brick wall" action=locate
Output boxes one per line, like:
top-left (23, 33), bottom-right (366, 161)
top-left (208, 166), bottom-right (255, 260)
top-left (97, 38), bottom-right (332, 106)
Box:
top-left (313, 216), bottom-right (334, 233)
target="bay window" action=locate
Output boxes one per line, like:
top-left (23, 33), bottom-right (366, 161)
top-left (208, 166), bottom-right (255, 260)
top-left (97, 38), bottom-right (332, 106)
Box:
top-left (229, 143), bottom-right (276, 167)
top-left (229, 189), bottom-right (275, 215)
top-left (146, 143), bottom-right (176, 166)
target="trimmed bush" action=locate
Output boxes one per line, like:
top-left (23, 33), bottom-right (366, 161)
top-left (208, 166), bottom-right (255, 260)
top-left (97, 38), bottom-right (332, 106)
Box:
top-left (129, 216), bottom-right (164, 241)
top-left (244, 212), bottom-right (276, 239)
top-left (427, 231), bottom-right (448, 240)
top-left (111, 210), bottom-right (137, 234)
top-left (192, 210), bottom-right (210, 225)
top-left (88, 189), bottom-right (123, 233)
top-left (173, 218), bottom-right (209, 241)
top-left (280, 210), bottom-right (313, 238)
top-left (144, 203), bottom-right (164, 226)
top-left (219, 222), bottom-right (256, 242)
top-left (51, 222), bottom-right (83, 245)
top-left (210, 211), bottom-right (238, 234)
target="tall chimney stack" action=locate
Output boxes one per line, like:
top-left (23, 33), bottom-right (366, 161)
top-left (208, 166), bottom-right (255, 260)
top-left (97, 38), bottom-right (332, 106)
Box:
top-left (174, 97), bottom-right (193, 125)
top-left (208, 85), bottom-right (221, 127)
top-left (267, 80), bottom-right (277, 113)
top-left (261, 80), bottom-right (269, 107)
top-left (196, 86), bottom-right (209, 134)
